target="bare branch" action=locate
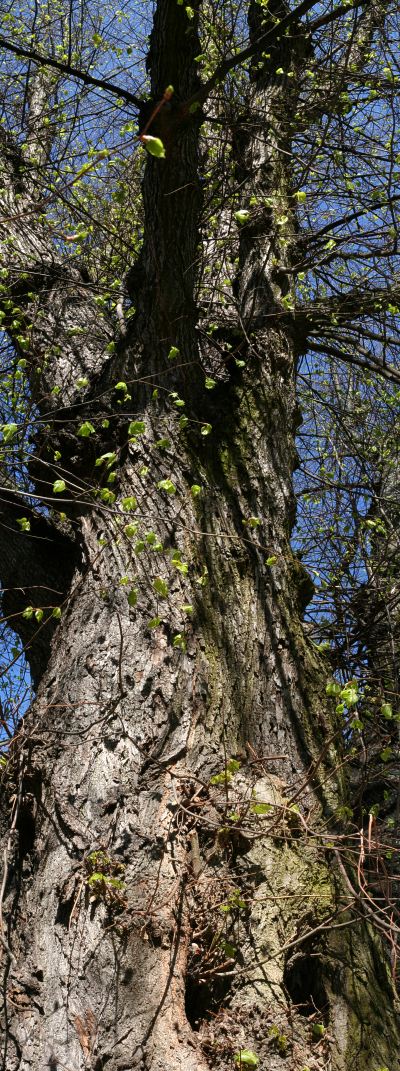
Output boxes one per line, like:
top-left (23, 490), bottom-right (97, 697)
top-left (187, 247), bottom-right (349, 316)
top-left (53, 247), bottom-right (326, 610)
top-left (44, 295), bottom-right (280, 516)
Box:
top-left (308, 339), bottom-right (400, 384)
top-left (301, 279), bottom-right (400, 329)
top-left (188, 0), bottom-right (370, 106)
top-left (0, 34), bottom-right (142, 109)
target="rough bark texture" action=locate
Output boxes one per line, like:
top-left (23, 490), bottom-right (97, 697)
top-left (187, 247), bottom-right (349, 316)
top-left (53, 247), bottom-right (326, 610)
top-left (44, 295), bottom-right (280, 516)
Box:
top-left (0, 2), bottom-right (400, 1070)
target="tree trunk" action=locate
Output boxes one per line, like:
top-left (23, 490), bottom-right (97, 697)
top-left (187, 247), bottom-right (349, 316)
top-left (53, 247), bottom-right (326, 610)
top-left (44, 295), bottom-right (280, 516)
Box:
top-left (1, 2), bottom-right (400, 1070)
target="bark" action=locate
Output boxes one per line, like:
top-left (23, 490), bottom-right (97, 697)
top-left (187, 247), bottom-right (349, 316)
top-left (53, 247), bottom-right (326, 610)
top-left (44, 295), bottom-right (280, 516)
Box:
top-left (0, 3), bottom-right (400, 1071)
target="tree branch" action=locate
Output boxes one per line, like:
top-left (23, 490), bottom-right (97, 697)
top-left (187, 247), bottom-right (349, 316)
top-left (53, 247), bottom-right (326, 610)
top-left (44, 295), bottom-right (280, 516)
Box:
top-left (307, 0), bottom-right (382, 34)
top-left (301, 0), bottom-right (391, 122)
top-left (307, 339), bottom-right (400, 384)
top-left (301, 279), bottom-right (400, 329)
top-left (0, 35), bottom-right (142, 109)
top-left (0, 129), bottom-right (115, 408)
top-left (188, 0), bottom-right (369, 106)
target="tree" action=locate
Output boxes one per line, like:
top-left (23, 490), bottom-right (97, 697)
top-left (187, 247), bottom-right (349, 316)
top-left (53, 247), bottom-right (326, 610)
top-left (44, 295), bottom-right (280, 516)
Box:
top-left (296, 359), bottom-right (400, 956)
top-left (0, 1), bottom-right (400, 1068)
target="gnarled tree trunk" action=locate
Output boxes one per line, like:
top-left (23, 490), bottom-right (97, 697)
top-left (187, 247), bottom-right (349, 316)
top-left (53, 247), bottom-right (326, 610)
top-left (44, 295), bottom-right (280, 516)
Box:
top-left (0, 2), bottom-right (399, 1070)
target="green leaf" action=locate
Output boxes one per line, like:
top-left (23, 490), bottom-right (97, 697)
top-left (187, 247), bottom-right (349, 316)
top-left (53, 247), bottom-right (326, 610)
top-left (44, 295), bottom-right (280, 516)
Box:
top-left (311, 1024), bottom-right (325, 1039)
top-left (210, 759), bottom-right (240, 786)
top-left (22, 606), bottom-right (34, 620)
top-left (106, 876), bottom-right (126, 889)
top-left (196, 567), bottom-right (208, 587)
top-left (172, 632), bottom-right (186, 650)
top-left (16, 517), bottom-right (30, 532)
top-left (211, 771), bottom-right (231, 786)
top-left (52, 607), bottom-right (62, 619)
top-left (234, 210), bottom-right (250, 225)
top-left (251, 801), bottom-right (272, 815)
top-left (341, 686), bottom-right (358, 707)
top-left (220, 939), bottom-right (236, 958)
top-left (153, 577), bottom-right (169, 598)
top-left (326, 681), bottom-right (341, 697)
top-left (76, 377), bottom-right (89, 388)
top-left (227, 758), bottom-right (241, 774)
top-left (121, 496), bottom-right (138, 511)
top-left (157, 479), bottom-right (176, 494)
top-left (128, 588), bottom-right (138, 607)
top-left (53, 480), bottom-right (66, 494)
top-left (128, 420), bottom-right (146, 436)
top-left (35, 608), bottom-right (44, 623)
top-left (120, 120), bottom-right (137, 135)
top-left (87, 872), bottom-right (106, 885)
top-left (168, 346), bottom-right (180, 360)
top-left (265, 555), bottom-right (277, 566)
top-left (173, 559), bottom-right (188, 575)
top-left (145, 532), bottom-right (162, 551)
top-left (201, 423), bottom-right (212, 436)
top-left (234, 1051), bottom-right (259, 1067)
top-left (351, 718), bottom-right (363, 732)
top-left (141, 135), bottom-right (166, 158)
top-left (77, 421), bottom-right (95, 437)
top-left (191, 484), bottom-right (201, 497)
top-left (381, 703), bottom-right (393, 719)
top-left (2, 423), bottom-right (18, 443)
top-left (169, 391), bottom-right (185, 407)
top-left (294, 190), bottom-right (307, 203)
top-left (147, 616), bottom-right (161, 629)
top-left (95, 452), bottom-right (117, 467)
top-left (205, 377), bottom-right (216, 390)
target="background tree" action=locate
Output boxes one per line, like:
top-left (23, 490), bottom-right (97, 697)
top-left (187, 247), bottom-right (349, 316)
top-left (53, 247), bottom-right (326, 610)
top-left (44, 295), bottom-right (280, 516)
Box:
top-left (296, 358), bottom-right (400, 949)
top-left (0, 1), bottom-right (400, 1070)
